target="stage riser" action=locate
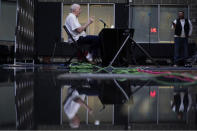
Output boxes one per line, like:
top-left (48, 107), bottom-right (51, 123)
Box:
top-left (37, 43), bottom-right (196, 62)
top-left (0, 45), bottom-right (14, 64)
top-left (134, 43), bottom-right (196, 59)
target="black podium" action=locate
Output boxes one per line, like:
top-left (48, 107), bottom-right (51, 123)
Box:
top-left (99, 28), bottom-right (134, 67)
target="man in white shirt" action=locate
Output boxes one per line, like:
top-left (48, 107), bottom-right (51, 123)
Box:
top-left (172, 11), bottom-right (193, 67)
top-left (64, 87), bottom-right (93, 128)
top-left (65, 4), bottom-right (101, 63)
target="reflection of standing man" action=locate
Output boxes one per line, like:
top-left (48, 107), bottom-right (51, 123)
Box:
top-left (171, 90), bottom-right (192, 120)
top-left (172, 11), bottom-right (193, 67)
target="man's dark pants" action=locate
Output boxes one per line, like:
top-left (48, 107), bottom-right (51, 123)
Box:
top-left (174, 37), bottom-right (188, 65)
top-left (77, 35), bottom-right (101, 58)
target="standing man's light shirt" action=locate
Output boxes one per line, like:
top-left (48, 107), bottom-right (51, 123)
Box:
top-left (172, 19), bottom-right (193, 38)
top-left (65, 13), bottom-right (86, 43)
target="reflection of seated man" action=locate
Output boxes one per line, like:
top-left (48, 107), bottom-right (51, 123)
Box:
top-left (64, 87), bottom-right (92, 128)
top-left (171, 90), bottom-right (192, 120)
top-left (65, 4), bottom-right (101, 63)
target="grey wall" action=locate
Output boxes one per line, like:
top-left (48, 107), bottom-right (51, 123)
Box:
top-left (131, 0), bottom-right (197, 43)
top-left (0, 1), bottom-right (16, 41)
top-left (38, 0), bottom-right (197, 43)
top-left (38, 0), bottom-right (127, 3)
top-left (3, 0), bottom-right (195, 43)
top-left (0, 85), bottom-right (16, 124)
top-left (190, 4), bottom-right (197, 43)
top-left (2, 0), bottom-right (195, 43)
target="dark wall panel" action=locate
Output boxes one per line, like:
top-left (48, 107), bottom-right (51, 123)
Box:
top-left (34, 72), bottom-right (61, 125)
top-left (115, 3), bottom-right (129, 28)
top-left (35, 2), bottom-right (61, 56)
top-left (99, 28), bottom-right (134, 67)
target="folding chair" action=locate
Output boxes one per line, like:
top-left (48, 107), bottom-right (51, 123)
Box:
top-left (63, 25), bottom-right (88, 64)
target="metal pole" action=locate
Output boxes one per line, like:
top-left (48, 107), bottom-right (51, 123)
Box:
top-left (60, 88), bottom-right (63, 125)
top-left (14, 0), bottom-right (19, 65)
top-left (112, 104), bottom-right (114, 125)
top-left (157, 87), bottom-right (159, 124)
top-left (86, 96), bottom-right (89, 125)
top-left (109, 34), bottom-right (130, 66)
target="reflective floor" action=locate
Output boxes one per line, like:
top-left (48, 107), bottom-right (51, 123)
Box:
top-left (0, 64), bottom-right (197, 130)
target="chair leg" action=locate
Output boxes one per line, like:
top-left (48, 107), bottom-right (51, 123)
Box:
top-left (64, 49), bottom-right (78, 65)
top-left (77, 50), bottom-right (88, 61)
top-left (64, 49), bottom-right (85, 65)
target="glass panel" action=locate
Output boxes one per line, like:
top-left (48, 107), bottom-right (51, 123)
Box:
top-left (129, 86), bottom-right (157, 123)
top-left (159, 6), bottom-right (188, 43)
top-left (62, 4), bottom-right (88, 42)
top-left (0, 2), bottom-right (16, 41)
top-left (89, 4), bottom-right (114, 35)
top-left (0, 86), bottom-right (16, 124)
top-left (158, 87), bottom-right (187, 122)
top-left (130, 6), bottom-right (158, 43)
top-left (88, 96), bottom-right (113, 124)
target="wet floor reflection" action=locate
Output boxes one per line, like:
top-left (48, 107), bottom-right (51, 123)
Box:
top-left (0, 69), bottom-right (34, 130)
top-left (0, 66), bottom-right (197, 130)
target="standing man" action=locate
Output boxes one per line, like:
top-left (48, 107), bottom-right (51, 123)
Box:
top-left (172, 11), bottom-right (193, 67)
top-left (65, 4), bottom-right (100, 63)
top-left (171, 87), bottom-right (192, 120)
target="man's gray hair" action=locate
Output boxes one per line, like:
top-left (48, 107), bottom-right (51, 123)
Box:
top-left (70, 4), bottom-right (80, 12)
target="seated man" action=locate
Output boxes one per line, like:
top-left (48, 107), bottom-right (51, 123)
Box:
top-left (65, 3), bottom-right (101, 63)
top-left (64, 87), bottom-right (93, 128)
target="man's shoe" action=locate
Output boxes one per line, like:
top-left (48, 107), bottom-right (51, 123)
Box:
top-left (86, 52), bottom-right (93, 62)
top-left (88, 60), bottom-right (96, 65)
top-left (184, 63), bottom-right (192, 68)
top-left (173, 64), bottom-right (177, 67)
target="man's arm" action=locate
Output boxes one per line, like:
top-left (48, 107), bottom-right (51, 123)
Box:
top-left (187, 93), bottom-right (192, 112)
top-left (172, 20), bottom-right (177, 29)
top-left (189, 20), bottom-right (193, 36)
top-left (74, 97), bottom-right (93, 114)
top-left (76, 17), bottom-right (94, 33)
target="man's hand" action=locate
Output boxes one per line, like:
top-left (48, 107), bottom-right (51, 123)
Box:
top-left (74, 97), bottom-right (93, 115)
top-left (88, 16), bottom-right (95, 25)
top-left (87, 107), bottom-right (93, 115)
top-left (172, 22), bottom-right (176, 28)
top-left (76, 16), bottom-right (95, 33)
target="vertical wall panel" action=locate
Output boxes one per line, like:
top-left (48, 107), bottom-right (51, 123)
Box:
top-left (35, 2), bottom-right (61, 56)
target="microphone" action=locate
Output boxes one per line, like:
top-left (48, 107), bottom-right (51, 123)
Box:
top-left (99, 18), bottom-right (107, 28)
